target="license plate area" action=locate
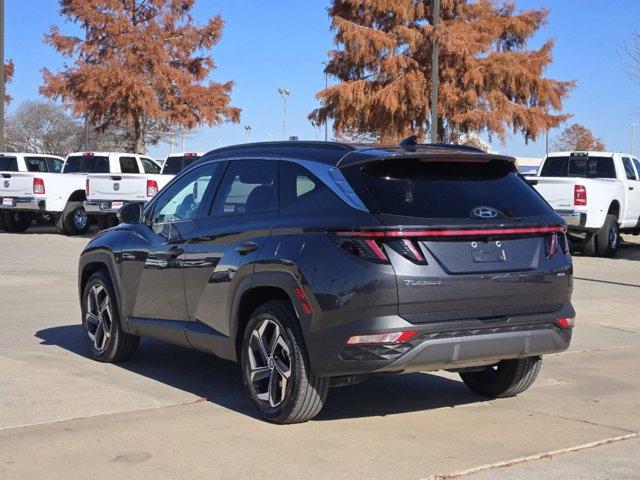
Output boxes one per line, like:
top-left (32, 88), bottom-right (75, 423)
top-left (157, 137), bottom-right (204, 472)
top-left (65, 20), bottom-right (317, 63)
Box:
top-left (111, 201), bottom-right (124, 210)
top-left (2, 197), bottom-right (14, 207)
top-left (472, 247), bottom-right (506, 263)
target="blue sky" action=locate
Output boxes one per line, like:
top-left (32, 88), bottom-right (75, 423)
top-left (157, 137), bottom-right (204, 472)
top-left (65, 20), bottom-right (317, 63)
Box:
top-left (5, 0), bottom-right (640, 159)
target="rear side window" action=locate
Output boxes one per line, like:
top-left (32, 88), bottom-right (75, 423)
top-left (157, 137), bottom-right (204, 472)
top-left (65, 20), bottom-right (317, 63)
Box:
top-left (119, 157), bottom-right (140, 174)
top-left (211, 160), bottom-right (278, 216)
top-left (279, 161), bottom-right (326, 206)
top-left (141, 157), bottom-right (160, 174)
top-left (540, 155), bottom-right (616, 179)
top-left (345, 159), bottom-right (553, 219)
top-left (25, 157), bottom-right (49, 172)
top-left (633, 159), bottom-right (640, 179)
top-left (161, 155), bottom-right (201, 175)
top-left (0, 156), bottom-right (18, 171)
top-left (63, 156), bottom-right (110, 173)
top-left (48, 158), bottom-right (64, 173)
top-left (622, 157), bottom-right (638, 180)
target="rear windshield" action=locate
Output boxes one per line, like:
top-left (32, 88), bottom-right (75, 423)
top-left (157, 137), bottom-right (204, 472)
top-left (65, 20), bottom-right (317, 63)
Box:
top-left (540, 155), bottom-right (616, 179)
top-left (345, 159), bottom-right (553, 219)
top-left (0, 156), bottom-right (18, 171)
top-left (162, 155), bottom-right (201, 175)
top-left (63, 156), bottom-right (110, 174)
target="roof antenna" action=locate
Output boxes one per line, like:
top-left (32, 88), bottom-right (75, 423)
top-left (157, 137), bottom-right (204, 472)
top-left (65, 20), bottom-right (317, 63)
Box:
top-left (399, 135), bottom-right (418, 151)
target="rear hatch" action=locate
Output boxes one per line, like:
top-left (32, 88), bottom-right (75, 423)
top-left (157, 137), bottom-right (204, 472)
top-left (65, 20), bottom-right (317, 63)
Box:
top-left (341, 156), bottom-right (571, 321)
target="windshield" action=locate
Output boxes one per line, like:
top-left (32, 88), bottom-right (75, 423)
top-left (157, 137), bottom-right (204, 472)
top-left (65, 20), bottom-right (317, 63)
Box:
top-left (162, 155), bottom-right (201, 175)
top-left (0, 156), bottom-right (18, 172)
top-left (344, 159), bottom-right (553, 219)
top-left (63, 156), bottom-right (110, 174)
top-left (540, 156), bottom-right (616, 179)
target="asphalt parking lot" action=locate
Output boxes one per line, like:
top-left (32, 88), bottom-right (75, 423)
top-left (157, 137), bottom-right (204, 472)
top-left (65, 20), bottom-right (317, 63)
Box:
top-left (0, 227), bottom-right (638, 480)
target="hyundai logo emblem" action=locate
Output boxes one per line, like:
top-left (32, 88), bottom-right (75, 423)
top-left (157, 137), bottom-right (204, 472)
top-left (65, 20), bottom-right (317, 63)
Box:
top-left (113, 183), bottom-right (120, 191)
top-left (3, 180), bottom-right (8, 188)
top-left (471, 206), bottom-right (500, 219)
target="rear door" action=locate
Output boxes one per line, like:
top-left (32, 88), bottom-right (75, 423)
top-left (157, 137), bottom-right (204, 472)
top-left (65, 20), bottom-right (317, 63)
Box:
top-left (342, 157), bottom-right (571, 320)
top-left (183, 159), bottom-right (278, 336)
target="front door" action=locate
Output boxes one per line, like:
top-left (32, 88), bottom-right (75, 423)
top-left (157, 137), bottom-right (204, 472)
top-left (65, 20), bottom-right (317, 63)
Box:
top-left (119, 162), bottom-right (222, 321)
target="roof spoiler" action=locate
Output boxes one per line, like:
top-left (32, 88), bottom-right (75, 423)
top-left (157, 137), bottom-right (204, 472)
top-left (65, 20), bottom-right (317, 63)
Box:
top-left (399, 135), bottom-right (486, 154)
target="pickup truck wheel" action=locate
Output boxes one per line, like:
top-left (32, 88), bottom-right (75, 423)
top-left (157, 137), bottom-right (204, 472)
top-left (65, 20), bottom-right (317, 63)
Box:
top-left (2, 212), bottom-right (33, 233)
top-left (582, 233), bottom-right (598, 256)
top-left (241, 300), bottom-right (329, 424)
top-left (82, 270), bottom-right (139, 362)
top-left (459, 356), bottom-right (542, 398)
top-left (595, 214), bottom-right (619, 258)
top-left (0, 212), bottom-right (6, 230)
top-left (57, 202), bottom-right (89, 235)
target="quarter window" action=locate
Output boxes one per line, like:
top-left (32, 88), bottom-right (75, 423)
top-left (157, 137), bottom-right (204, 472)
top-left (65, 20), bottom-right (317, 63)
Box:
top-left (633, 159), bottom-right (640, 179)
top-left (141, 157), bottom-right (160, 174)
top-left (279, 161), bottom-right (326, 206)
top-left (211, 160), bottom-right (278, 216)
top-left (622, 157), bottom-right (638, 180)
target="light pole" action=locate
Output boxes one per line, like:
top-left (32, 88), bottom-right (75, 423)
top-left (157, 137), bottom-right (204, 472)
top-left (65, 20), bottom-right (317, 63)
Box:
top-left (277, 87), bottom-right (290, 140)
top-left (322, 61), bottom-right (329, 141)
top-left (631, 123), bottom-right (638, 155)
top-left (430, 0), bottom-right (440, 144)
top-left (0, 0), bottom-right (5, 151)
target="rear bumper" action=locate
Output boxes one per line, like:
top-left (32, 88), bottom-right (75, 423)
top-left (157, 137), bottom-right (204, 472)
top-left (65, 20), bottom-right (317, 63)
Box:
top-left (556, 209), bottom-right (582, 227)
top-left (306, 302), bottom-right (574, 377)
top-left (84, 200), bottom-right (143, 215)
top-left (0, 196), bottom-right (44, 212)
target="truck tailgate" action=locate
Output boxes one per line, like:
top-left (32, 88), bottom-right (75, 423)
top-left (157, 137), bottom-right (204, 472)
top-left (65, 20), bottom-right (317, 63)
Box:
top-left (532, 178), bottom-right (577, 210)
top-left (87, 174), bottom-right (151, 201)
top-left (0, 172), bottom-right (34, 199)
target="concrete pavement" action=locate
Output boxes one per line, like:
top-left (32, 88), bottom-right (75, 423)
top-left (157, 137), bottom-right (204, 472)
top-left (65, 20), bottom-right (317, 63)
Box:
top-left (0, 228), bottom-right (638, 479)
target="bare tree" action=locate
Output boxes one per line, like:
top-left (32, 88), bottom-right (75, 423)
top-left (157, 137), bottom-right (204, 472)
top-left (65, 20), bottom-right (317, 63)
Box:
top-left (551, 124), bottom-right (606, 152)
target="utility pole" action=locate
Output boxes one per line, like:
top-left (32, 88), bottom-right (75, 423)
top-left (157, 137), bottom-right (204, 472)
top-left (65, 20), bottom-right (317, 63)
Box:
top-left (0, 0), bottom-right (5, 152)
top-left (430, 0), bottom-right (440, 144)
top-left (631, 124), bottom-right (638, 155)
top-left (277, 88), bottom-right (290, 140)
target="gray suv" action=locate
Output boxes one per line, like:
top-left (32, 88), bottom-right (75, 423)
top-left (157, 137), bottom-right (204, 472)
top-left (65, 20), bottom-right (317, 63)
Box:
top-left (78, 140), bottom-right (574, 423)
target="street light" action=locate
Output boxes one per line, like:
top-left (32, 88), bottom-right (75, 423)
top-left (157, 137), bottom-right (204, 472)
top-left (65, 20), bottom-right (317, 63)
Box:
top-left (277, 87), bottom-right (290, 140)
top-left (631, 123), bottom-right (638, 155)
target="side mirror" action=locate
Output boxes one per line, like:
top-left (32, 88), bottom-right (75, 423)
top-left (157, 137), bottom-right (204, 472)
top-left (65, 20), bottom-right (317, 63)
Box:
top-left (117, 202), bottom-right (144, 224)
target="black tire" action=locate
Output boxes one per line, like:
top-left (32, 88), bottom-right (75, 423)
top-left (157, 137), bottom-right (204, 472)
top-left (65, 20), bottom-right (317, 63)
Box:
top-left (595, 214), bottom-right (619, 258)
top-left (81, 270), bottom-right (139, 363)
top-left (96, 215), bottom-right (119, 231)
top-left (56, 201), bottom-right (89, 235)
top-left (0, 212), bottom-right (6, 231)
top-left (582, 233), bottom-right (598, 257)
top-left (2, 211), bottom-right (33, 233)
top-left (460, 356), bottom-right (542, 398)
top-left (241, 300), bottom-right (329, 424)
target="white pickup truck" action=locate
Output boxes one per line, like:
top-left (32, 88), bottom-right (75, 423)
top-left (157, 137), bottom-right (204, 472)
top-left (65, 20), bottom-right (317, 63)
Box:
top-left (83, 152), bottom-right (164, 228)
top-left (531, 151), bottom-right (640, 257)
top-left (84, 151), bottom-right (203, 227)
top-left (0, 152), bottom-right (89, 234)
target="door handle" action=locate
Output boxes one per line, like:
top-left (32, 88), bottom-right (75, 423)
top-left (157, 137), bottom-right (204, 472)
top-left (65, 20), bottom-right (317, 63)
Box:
top-left (169, 246), bottom-right (184, 258)
top-left (629, 186), bottom-right (635, 190)
top-left (235, 241), bottom-right (258, 255)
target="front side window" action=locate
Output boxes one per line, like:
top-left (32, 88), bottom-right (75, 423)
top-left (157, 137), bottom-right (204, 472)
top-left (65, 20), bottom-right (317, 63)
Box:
top-left (120, 157), bottom-right (140, 174)
top-left (25, 157), bottom-right (48, 172)
top-left (141, 158), bottom-right (160, 174)
top-left (633, 159), bottom-right (640, 179)
top-left (151, 162), bottom-right (221, 230)
top-left (211, 160), bottom-right (278, 216)
top-left (622, 157), bottom-right (638, 180)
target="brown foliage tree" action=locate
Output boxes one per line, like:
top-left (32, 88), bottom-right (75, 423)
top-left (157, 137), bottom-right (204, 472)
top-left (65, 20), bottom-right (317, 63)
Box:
top-left (41, 0), bottom-right (240, 153)
top-left (311, 0), bottom-right (574, 144)
top-left (550, 123), bottom-right (606, 152)
top-left (4, 60), bottom-right (14, 104)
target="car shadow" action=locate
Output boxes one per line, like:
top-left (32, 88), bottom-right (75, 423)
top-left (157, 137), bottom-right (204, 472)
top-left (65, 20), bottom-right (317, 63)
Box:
top-left (35, 324), bottom-right (484, 421)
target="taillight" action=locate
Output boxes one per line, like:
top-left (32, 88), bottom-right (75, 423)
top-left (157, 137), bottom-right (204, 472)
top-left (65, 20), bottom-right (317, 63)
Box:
top-left (555, 317), bottom-right (575, 330)
top-left (33, 178), bottom-right (45, 195)
top-left (346, 330), bottom-right (418, 345)
top-left (385, 238), bottom-right (427, 264)
top-left (559, 232), bottom-right (570, 255)
top-left (85, 178), bottom-right (90, 197)
top-left (544, 232), bottom-right (558, 258)
top-left (147, 179), bottom-right (158, 197)
top-left (338, 238), bottom-right (389, 263)
top-left (574, 185), bottom-right (587, 206)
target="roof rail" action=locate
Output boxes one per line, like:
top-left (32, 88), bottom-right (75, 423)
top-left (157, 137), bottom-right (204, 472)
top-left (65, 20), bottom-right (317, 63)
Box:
top-left (398, 136), bottom-right (486, 154)
top-left (208, 140), bottom-right (355, 155)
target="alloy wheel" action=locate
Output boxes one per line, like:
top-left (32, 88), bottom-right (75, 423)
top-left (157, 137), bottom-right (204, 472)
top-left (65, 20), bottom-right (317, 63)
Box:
top-left (74, 208), bottom-right (88, 230)
top-left (85, 284), bottom-right (113, 352)
top-left (246, 318), bottom-right (292, 408)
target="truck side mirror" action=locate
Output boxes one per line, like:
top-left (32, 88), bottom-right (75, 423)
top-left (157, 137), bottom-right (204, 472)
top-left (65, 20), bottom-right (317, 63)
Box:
top-left (117, 202), bottom-right (144, 224)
